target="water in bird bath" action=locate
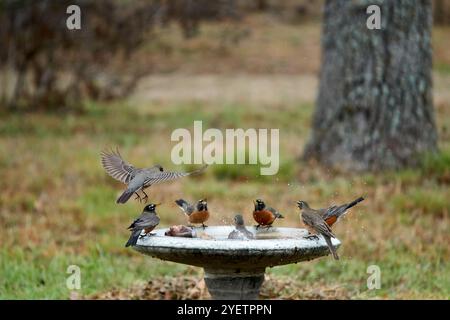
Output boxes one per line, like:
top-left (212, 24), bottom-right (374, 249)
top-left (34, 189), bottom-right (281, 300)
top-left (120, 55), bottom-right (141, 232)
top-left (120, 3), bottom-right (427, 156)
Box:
top-left (192, 226), bottom-right (306, 240)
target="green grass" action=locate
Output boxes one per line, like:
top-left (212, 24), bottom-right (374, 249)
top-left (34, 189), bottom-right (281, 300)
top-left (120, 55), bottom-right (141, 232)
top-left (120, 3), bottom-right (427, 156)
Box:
top-left (211, 158), bottom-right (295, 182)
top-left (1, 15), bottom-right (450, 299)
top-left (0, 98), bottom-right (449, 299)
top-left (435, 63), bottom-right (450, 75)
top-left (269, 247), bottom-right (449, 299)
top-left (0, 248), bottom-right (188, 299)
top-left (392, 186), bottom-right (449, 217)
top-left (421, 148), bottom-right (450, 177)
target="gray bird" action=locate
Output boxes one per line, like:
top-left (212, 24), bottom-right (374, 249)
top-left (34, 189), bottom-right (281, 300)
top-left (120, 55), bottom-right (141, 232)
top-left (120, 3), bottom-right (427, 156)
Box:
top-left (101, 148), bottom-right (208, 204)
top-left (126, 203), bottom-right (160, 247)
top-left (297, 201), bottom-right (339, 260)
top-left (299, 197), bottom-right (364, 228)
top-left (228, 214), bottom-right (254, 240)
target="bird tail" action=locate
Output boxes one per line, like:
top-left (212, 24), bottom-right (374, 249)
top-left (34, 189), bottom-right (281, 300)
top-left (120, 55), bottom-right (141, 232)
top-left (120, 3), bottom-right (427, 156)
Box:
top-left (125, 229), bottom-right (141, 247)
top-left (326, 196), bottom-right (365, 222)
top-left (275, 213), bottom-right (284, 219)
top-left (345, 197), bottom-right (364, 211)
top-left (117, 189), bottom-right (135, 204)
top-left (324, 235), bottom-right (339, 260)
top-left (175, 199), bottom-right (190, 214)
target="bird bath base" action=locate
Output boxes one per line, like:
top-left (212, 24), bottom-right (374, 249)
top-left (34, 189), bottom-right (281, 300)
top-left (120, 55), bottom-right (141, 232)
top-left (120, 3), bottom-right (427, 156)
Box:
top-left (204, 268), bottom-right (265, 300)
top-left (133, 226), bottom-right (340, 300)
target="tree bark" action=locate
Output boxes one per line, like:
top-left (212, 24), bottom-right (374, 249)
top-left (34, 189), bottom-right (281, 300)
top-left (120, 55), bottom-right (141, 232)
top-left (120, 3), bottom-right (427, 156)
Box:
top-left (304, 0), bottom-right (438, 171)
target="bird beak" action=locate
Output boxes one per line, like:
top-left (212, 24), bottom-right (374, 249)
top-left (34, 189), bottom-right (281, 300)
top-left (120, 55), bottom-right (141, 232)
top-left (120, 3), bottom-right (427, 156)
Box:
top-left (155, 203), bottom-right (162, 207)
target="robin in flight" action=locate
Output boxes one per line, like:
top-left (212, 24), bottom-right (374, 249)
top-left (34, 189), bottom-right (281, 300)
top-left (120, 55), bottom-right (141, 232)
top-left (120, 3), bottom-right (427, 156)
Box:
top-left (125, 203), bottom-right (160, 247)
top-left (175, 198), bottom-right (209, 228)
top-left (228, 214), bottom-right (254, 240)
top-left (101, 148), bottom-right (208, 204)
top-left (253, 199), bottom-right (284, 229)
top-left (299, 197), bottom-right (364, 228)
top-left (296, 200), bottom-right (339, 260)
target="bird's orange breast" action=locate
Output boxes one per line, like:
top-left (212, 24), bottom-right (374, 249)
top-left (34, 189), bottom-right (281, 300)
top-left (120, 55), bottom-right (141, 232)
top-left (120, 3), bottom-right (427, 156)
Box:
top-left (253, 209), bottom-right (276, 226)
top-left (188, 210), bottom-right (210, 224)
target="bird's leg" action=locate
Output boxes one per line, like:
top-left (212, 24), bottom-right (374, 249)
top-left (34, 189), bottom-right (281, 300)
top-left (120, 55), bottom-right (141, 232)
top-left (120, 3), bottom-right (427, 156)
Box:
top-left (255, 224), bottom-right (261, 229)
top-left (142, 190), bottom-right (149, 203)
top-left (304, 233), bottom-right (319, 240)
top-left (140, 232), bottom-right (156, 239)
top-left (134, 192), bottom-right (142, 202)
top-left (202, 223), bottom-right (207, 229)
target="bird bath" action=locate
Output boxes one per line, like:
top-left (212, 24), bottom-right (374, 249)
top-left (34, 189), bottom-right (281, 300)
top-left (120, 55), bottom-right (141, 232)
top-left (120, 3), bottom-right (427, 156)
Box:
top-left (133, 226), bottom-right (340, 300)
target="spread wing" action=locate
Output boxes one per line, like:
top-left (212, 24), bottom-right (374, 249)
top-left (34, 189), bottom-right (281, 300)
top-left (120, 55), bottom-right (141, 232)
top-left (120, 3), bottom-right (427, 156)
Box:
top-left (143, 171), bottom-right (190, 186)
top-left (175, 199), bottom-right (194, 215)
top-left (101, 148), bottom-right (138, 184)
top-left (143, 165), bottom-right (207, 186)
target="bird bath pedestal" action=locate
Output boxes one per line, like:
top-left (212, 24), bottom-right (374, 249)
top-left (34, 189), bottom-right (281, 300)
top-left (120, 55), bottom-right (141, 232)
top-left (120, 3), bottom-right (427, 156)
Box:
top-left (133, 226), bottom-right (340, 300)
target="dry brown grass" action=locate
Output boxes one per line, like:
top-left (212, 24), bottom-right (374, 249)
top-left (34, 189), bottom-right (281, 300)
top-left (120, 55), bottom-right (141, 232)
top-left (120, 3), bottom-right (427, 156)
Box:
top-left (138, 14), bottom-right (450, 76)
top-left (0, 16), bottom-right (449, 300)
top-left (85, 274), bottom-right (353, 300)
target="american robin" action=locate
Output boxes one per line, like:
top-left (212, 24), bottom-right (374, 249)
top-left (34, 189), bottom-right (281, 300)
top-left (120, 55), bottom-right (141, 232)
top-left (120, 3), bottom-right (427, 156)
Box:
top-left (175, 198), bottom-right (209, 228)
top-left (299, 197), bottom-right (364, 228)
top-left (101, 148), bottom-right (207, 204)
top-left (228, 214), bottom-right (254, 240)
top-left (296, 200), bottom-right (339, 260)
top-left (253, 199), bottom-right (284, 229)
top-left (165, 225), bottom-right (196, 238)
top-left (125, 203), bottom-right (160, 247)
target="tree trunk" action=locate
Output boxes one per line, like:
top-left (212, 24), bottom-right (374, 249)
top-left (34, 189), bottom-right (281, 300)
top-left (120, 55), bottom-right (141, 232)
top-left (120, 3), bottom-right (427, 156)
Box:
top-left (304, 0), bottom-right (438, 171)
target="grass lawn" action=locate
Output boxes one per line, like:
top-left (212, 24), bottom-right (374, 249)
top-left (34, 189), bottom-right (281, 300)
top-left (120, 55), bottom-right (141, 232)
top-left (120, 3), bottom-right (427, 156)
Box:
top-left (0, 97), bottom-right (448, 299)
top-left (0, 16), bottom-right (449, 300)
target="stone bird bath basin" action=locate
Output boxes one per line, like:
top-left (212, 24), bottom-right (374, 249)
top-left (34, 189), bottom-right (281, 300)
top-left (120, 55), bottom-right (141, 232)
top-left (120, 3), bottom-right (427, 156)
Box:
top-left (133, 226), bottom-right (340, 299)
